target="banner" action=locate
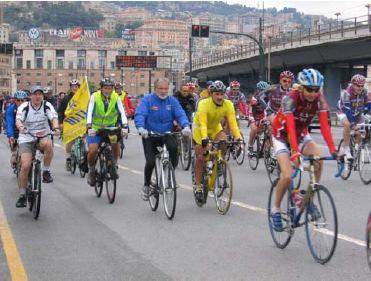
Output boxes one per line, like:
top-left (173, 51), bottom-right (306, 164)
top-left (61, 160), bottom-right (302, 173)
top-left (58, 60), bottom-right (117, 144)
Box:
top-left (62, 76), bottom-right (90, 144)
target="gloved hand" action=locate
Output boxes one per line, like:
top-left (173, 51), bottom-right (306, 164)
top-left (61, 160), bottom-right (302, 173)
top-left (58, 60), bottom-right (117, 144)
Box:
top-left (8, 137), bottom-right (14, 146)
top-left (201, 138), bottom-right (209, 148)
top-left (290, 151), bottom-right (301, 162)
top-left (138, 127), bottom-right (148, 139)
top-left (181, 126), bottom-right (192, 137)
top-left (331, 150), bottom-right (339, 160)
top-left (121, 127), bottom-right (129, 138)
top-left (52, 128), bottom-right (61, 137)
top-left (88, 128), bottom-right (96, 137)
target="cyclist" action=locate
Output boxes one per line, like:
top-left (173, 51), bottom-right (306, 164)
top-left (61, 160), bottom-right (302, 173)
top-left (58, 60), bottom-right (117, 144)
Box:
top-left (15, 85), bottom-right (60, 208)
top-left (58, 79), bottom-right (80, 171)
top-left (86, 77), bottom-right (129, 186)
top-left (248, 81), bottom-right (270, 152)
top-left (6, 90), bottom-right (28, 169)
top-left (0, 93), bottom-right (5, 133)
top-left (174, 83), bottom-right (196, 122)
top-left (257, 70), bottom-right (294, 123)
top-left (135, 78), bottom-right (191, 200)
top-left (338, 74), bottom-right (371, 159)
top-left (192, 81), bottom-right (243, 200)
top-left (225, 80), bottom-right (249, 119)
top-left (115, 82), bottom-right (135, 119)
top-left (270, 69), bottom-right (337, 230)
top-left (199, 80), bottom-right (213, 99)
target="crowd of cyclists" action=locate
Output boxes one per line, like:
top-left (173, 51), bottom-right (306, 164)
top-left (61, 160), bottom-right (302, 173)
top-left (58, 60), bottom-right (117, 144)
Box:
top-left (1, 68), bottom-right (370, 264)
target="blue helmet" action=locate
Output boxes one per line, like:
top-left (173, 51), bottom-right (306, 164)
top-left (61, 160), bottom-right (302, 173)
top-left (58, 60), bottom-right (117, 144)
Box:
top-left (206, 80), bottom-right (213, 86)
top-left (31, 85), bottom-right (44, 94)
top-left (297, 68), bottom-right (324, 87)
top-left (256, 81), bottom-right (269, 91)
top-left (14, 90), bottom-right (28, 99)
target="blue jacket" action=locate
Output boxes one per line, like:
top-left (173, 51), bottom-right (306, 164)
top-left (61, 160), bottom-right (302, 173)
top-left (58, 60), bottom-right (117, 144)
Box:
top-left (6, 103), bottom-right (17, 138)
top-left (135, 93), bottom-right (189, 133)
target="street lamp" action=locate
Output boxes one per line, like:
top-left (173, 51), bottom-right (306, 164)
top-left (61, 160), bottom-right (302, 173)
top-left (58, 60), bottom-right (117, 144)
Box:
top-left (366, 4), bottom-right (371, 17)
top-left (184, 11), bottom-right (193, 82)
top-left (335, 12), bottom-right (341, 27)
top-left (54, 73), bottom-right (62, 95)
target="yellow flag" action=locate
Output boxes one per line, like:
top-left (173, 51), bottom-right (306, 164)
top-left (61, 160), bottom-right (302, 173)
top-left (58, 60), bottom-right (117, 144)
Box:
top-left (62, 76), bottom-right (90, 144)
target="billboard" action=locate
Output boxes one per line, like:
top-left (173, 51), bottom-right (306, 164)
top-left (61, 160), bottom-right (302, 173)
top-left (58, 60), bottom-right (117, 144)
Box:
top-left (116, 56), bottom-right (157, 68)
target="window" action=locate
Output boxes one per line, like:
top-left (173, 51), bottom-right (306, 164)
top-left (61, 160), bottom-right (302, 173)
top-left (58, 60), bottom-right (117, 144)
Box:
top-left (56, 49), bottom-right (64, 57)
top-left (90, 73), bottom-right (95, 77)
top-left (47, 73), bottom-right (52, 76)
top-left (36, 73), bottom-right (41, 76)
top-left (68, 61), bottom-right (73, 69)
top-left (77, 58), bottom-right (86, 69)
top-left (47, 60), bottom-right (52, 69)
top-left (140, 83), bottom-right (145, 87)
top-left (138, 51), bottom-right (147, 56)
top-left (99, 58), bottom-right (106, 69)
top-left (34, 49), bottom-right (43, 57)
top-left (90, 61), bottom-right (95, 69)
top-left (98, 50), bottom-right (107, 57)
top-left (110, 61), bottom-right (115, 69)
top-left (26, 73), bottom-right (30, 76)
top-left (16, 73), bottom-right (21, 76)
top-left (57, 58), bottom-right (64, 69)
top-left (118, 50), bottom-right (127, 56)
top-left (26, 60), bottom-right (31, 69)
top-left (140, 74), bottom-right (145, 78)
top-left (69, 73), bottom-right (74, 77)
top-left (16, 57), bottom-right (23, 69)
top-left (17, 80), bottom-right (20, 84)
top-left (47, 81), bottom-right (52, 86)
top-left (77, 50), bottom-right (86, 57)
top-left (58, 83), bottom-right (63, 86)
top-left (36, 81), bottom-right (41, 86)
top-left (35, 58), bottom-right (43, 69)
top-left (26, 82), bottom-right (31, 86)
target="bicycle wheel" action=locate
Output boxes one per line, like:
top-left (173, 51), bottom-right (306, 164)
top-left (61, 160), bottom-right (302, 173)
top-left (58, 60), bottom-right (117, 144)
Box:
top-left (149, 159), bottom-right (160, 211)
top-left (32, 162), bottom-right (42, 220)
top-left (267, 179), bottom-right (293, 249)
top-left (248, 136), bottom-right (260, 170)
top-left (105, 150), bottom-right (117, 204)
top-left (70, 150), bottom-right (77, 175)
top-left (94, 155), bottom-right (104, 198)
top-left (367, 211), bottom-right (371, 269)
top-left (235, 134), bottom-right (245, 166)
top-left (264, 144), bottom-right (280, 184)
top-left (214, 160), bottom-right (233, 215)
top-left (79, 142), bottom-right (87, 178)
top-left (181, 136), bottom-right (192, 171)
top-left (337, 139), bottom-right (353, 180)
top-left (162, 161), bottom-right (177, 220)
top-left (358, 142), bottom-right (371, 184)
top-left (305, 184), bottom-right (338, 264)
top-left (119, 139), bottom-right (124, 159)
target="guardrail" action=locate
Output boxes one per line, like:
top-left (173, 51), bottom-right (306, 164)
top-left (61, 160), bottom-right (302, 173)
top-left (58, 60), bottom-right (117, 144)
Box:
top-left (190, 14), bottom-right (371, 71)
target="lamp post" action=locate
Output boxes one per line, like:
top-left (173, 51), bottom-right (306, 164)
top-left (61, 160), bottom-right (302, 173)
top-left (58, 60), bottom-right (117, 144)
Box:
top-left (184, 11), bottom-right (193, 82)
top-left (366, 4), bottom-right (371, 17)
top-left (267, 35), bottom-right (272, 82)
top-left (335, 12), bottom-right (341, 28)
top-left (54, 73), bottom-right (62, 95)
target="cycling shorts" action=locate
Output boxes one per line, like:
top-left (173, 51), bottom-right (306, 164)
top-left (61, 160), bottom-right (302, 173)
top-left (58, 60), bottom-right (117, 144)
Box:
top-left (272, 134), bottom-right (313, 156)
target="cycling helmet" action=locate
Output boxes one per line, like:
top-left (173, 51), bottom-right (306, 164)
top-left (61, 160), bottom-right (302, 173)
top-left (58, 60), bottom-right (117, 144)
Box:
top-left (14, 90), bottom-right (28, 100)
top-left (230, 80), bottom-right (240, 89)
top-left (297, 68), bottom-right (324, 87)
top-left (256, 81), bottom-right (270, 91)
top-left (209, 80), bottom-right (226, 93)
top-left (115, 82), bottom-right (124, 88)
top-left (250, 97), bottom-right (258, 106)
top-left (70, 79), bottom-right (80, 86)
top-left (186, 82), bottom-right (196, 91)
top-left (280, 70), bottom-right (295, 81)
top-left (100, 77), bottom-right (115, 87)
top-left (351, 74), bottom-right (366, 86)
top-left (31, 85), bottom-right (44, 94)
top-left (206, 80), bottom-right (213, 86)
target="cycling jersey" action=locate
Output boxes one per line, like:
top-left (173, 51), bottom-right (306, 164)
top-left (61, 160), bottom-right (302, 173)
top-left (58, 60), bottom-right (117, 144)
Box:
top-left (6, 103), bottom-right (19, 139)
top-left (174, 91), bottom-right (196, 122)
top-left (249, 96), bottom-right (265, 122)
top-left (272, 90), bottom-right (335, 153)
top-left (225, 90), bottom-right (248, 117)
top-left (339, 85), bottom-right (371, 123)
top-left (199, 89), bottom-right (209, 99)
top-left (192, 97), bottom-right (241, 144)
top-left (257, 85), bottom-right (290, 114)
top-left (16, 101), bottom-right (58, 144)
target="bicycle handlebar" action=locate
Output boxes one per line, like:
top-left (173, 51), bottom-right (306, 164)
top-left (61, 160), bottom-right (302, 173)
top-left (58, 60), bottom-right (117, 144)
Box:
top-left (296, 155), bottom-right (345, 178)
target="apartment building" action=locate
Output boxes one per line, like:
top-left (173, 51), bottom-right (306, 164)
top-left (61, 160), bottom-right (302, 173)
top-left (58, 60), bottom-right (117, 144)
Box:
top-left (0, 43), bottom-right (12, 95)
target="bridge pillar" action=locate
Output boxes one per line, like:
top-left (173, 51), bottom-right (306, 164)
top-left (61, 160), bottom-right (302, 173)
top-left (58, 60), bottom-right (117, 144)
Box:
top-left (323, 66), bottom-right (342, 110)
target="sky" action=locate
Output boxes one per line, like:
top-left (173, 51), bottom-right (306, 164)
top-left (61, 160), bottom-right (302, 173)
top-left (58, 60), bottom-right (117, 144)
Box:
top-left (224, 0), bottom-right (371, 19)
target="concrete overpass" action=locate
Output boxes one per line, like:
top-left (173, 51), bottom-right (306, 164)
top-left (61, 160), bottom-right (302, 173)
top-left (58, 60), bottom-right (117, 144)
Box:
top-left (188, 15), bottom-right (371, 108)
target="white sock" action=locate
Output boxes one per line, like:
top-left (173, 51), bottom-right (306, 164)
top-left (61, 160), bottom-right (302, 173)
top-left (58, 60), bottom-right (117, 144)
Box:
top-left (272, 207), bottom-right (280, 214)
top-left (43, 165), bottom-right (50, 172)
top-left (66, 153), bottom-right (71, 159)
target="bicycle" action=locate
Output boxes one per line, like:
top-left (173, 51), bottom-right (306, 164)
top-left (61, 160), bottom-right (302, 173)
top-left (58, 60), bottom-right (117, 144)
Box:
top-left (191, 140), bottom-right (235, 215)
top-left (268, 155), bottom-right (344, 264)
top-left (147, 132), bottom-right (177, 220)
top-left (93, 127), bottom-right (121, 204)
top-left (367, 210), bottom-right (371, 269)
top-left (248, 119), bottom-right (270, 170)
top-left (119, 125), bottom-right (129, 159)
top-left (70, 136), bottom-right (88, 178)
top-left (174, 131), bottom-right (192, 170)
top-left (225, 134), bottom-right (245, 165)
top-left (337, 120), bottom-right (371, 184)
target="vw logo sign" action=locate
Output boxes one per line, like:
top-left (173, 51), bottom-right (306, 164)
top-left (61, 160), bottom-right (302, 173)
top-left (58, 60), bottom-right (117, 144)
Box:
top-left (28, 28), bottom-right (40, 40)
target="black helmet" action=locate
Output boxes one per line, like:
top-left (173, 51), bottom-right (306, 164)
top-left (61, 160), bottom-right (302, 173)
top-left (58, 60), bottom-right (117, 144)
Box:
top-left (100, 77), bottom-right (115, 87)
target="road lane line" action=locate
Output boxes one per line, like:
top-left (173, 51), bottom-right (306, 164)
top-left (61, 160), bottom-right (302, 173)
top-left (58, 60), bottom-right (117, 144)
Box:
top-left (0, 201), bottom-right (28, 281)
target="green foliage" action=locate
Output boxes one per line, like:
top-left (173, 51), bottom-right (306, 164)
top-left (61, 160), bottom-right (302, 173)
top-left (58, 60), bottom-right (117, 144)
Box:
top-left (114, 21), bottom-right (143, 38)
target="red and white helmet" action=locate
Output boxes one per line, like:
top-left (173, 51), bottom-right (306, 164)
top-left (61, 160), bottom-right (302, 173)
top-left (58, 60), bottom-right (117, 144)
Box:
top-left (351, 74), bottom-right (366, 86)
top-left (280, 70), bottom-right (294, 81)
top-left (186, 82), bottom-right (195, 91)
top-left (250, 97), bottom-right (257, 106)
top-left (229, 80), bottom-right (240, 89)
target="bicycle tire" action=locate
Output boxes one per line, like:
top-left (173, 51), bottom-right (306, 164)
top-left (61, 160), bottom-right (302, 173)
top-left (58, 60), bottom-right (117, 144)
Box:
top-left (32, 162), bottom-right (42, 220)
top-left (70, 152), bottom-right (77, 175)
top-left (27, 164), bottom-right (34, 212)
top-left (263, 143), bottom-right (280, 184)
top-left (358, 143), bottom-right (371, 185)
top-left (149, 159), bottom-right (160, 211)
top-left (337, 139), bottom-right (353, 180)
top-left (105, 156), bottom-right (117, 204)
top-left (214, 160), bottom-right (233, 215)
top-left (162, 161), bottom-right (177, 220)
top-left (267, 179), bottom-right (293, 249)
top-left (119, 139), bottom-right (124, 159)
top-left (305, 184), bottom-right (338, 264)
top-left (235, 133), bottom-right (245, 166)
top-left (366, 211), bottom-right (371, 269)
top-left (248, 136), bottom-right (260, 170)
top-left (78, 140), bottom-right (87, 178)
top-left (94, 154), bottom-right (104, 198)
top-left (181, 136), bottom-right (192, 171)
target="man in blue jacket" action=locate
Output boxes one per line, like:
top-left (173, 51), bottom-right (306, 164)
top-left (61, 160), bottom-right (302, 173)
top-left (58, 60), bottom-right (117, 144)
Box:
top-left (135, 78), bottom-right (191, 200)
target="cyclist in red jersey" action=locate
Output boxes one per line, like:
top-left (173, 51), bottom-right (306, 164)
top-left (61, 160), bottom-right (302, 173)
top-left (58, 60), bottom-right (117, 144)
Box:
top-left (271, 68), bottom-right (337, 230)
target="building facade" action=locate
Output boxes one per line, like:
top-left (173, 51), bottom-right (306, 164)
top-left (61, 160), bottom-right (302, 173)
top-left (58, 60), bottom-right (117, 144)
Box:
top-left (0, 43), bottom-right (12, 95)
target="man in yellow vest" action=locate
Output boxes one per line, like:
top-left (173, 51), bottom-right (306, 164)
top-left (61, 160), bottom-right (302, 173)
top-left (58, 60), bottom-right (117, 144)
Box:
top-left (85, 77), bottom-right (129, 186)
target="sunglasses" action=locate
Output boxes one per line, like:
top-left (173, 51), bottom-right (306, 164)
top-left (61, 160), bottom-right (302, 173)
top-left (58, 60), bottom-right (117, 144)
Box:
top-left (281, 79), bottom-right (292, 84)
top-left (16, 99), bottom-right (25, 102)
top-left (304, 86), bottom-right (320, 93)
top-left (353, 83), bottom-right (364, 88)
top-left (231, 88), bottom-right (239, 91)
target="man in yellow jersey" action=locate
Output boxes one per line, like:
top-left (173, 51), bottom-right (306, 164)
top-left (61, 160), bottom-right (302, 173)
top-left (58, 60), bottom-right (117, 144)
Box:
top-left (192, 80), bottom-right (244, 200)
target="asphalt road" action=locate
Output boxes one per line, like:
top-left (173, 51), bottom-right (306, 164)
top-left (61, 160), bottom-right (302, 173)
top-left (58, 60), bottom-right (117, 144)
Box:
top-left (0, 124), bottom-right (370, 281)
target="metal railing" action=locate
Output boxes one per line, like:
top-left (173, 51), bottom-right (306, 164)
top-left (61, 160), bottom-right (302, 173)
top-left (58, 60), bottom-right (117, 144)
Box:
top-left (190, 14), bottom-right (371, 71)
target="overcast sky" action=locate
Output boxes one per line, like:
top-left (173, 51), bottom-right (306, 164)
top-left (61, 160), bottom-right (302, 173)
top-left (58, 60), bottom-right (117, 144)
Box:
top-left (224, 0), bottom-right (370, 19)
